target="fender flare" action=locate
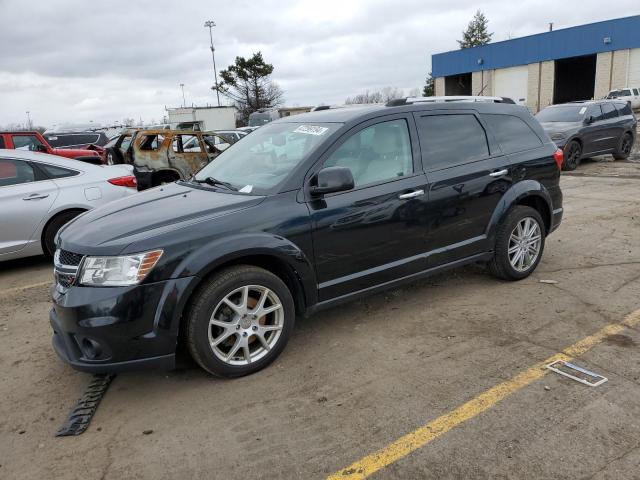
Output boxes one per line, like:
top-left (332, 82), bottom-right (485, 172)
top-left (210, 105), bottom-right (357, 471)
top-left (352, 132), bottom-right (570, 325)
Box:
top-left (485, 180), bottom-right (553, 241)
top-left (174, 233), bottom-right (318, 314)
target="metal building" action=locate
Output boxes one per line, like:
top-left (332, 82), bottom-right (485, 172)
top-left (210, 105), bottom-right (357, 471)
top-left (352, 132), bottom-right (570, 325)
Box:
top-left (432, 15), bottom-right (640, 112)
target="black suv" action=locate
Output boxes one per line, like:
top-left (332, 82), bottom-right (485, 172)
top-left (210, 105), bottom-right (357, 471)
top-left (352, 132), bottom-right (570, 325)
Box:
top-left (535, 100), bottom-right (637, 171)
top-left (51, 99), bottom-right (564, 377)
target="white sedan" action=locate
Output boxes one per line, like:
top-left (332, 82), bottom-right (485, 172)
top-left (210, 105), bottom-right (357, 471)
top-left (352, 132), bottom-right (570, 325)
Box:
top-left (0, 149), bottom-right (138, 261)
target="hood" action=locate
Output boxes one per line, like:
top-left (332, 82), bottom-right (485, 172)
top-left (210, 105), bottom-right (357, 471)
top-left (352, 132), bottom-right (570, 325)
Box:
top-left (538, 121), bottom-right (582, 133)
top-left (58, 182), bottom-right (265, 254)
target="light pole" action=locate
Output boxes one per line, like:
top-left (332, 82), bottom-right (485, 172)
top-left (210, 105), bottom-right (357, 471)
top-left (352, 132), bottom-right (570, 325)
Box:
top-left (26, 111), bottom-right (32, 129)
top-left (204, 20), bottom-right (221, 107)
top-left (179, 83), bottom-right (186, 107)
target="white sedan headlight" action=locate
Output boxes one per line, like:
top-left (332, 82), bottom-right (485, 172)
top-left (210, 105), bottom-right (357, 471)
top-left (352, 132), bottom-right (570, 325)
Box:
top-left (79, 250), bottom-right (163, 286)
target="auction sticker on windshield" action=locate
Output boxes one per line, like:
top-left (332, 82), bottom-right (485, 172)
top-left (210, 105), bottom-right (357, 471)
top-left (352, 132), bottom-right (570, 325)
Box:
top-left (294, 125), bottom-right (329, 136)
top-left (579, 107), bottom-right (587, 115)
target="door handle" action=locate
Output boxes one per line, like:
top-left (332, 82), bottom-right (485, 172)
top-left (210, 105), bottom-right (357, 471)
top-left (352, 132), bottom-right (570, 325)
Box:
top-left (398, 189), bottom-right (424, 199)
top-left (489, 169), bottom-right (508, 178)
top-left (23, 194), bottom-right (49, 200)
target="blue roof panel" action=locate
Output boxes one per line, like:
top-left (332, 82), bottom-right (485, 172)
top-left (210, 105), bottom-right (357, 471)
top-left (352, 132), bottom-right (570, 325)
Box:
top-left (432, 15), bottom-right (640, 77)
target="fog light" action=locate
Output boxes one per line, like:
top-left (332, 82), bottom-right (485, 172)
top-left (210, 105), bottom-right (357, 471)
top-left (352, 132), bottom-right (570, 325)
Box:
top-left (80, 338), bottom-right (102, 360)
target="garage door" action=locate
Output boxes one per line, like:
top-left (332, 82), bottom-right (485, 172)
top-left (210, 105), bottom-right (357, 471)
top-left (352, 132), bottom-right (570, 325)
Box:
top-left (628, 48), bottom-right (640, 87)
top-left (493, 65), bottom-right (528, 105)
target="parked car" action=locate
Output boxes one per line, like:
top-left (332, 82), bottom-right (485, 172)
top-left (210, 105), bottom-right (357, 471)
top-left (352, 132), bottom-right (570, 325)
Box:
top-left (214, 130), bottom-right (249, 142)
top-left (237, 126), bottom-right (260, 134)
top-left (103, 128), bottom-right (138, 165)
top-left (606, 87), bottom-right (640, 109)
top-left (535, 100), bottom-right (637, 170)
top-left (102, 129), bottom-right (236, 188)
top-left (0, 131), bottom-right (104, 164)
top-left (51, 99), bottom-right (563, 377)
top-left (0, 149), bottom-right (137, 261)
top-left (43, 131), bottom-right (110, 149)
top-left (130, 130), bottom-right (235, 189)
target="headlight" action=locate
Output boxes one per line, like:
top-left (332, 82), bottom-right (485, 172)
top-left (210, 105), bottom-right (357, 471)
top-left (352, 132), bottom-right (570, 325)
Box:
top-left (549, 132), bottom-right (566, 141)
top-left (79, 250), bottom-right (163, 286)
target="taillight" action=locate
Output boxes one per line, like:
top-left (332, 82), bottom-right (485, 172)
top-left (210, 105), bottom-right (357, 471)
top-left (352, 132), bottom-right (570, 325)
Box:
top-left (553, 149), bottom-right (564, 170)
top-left (108, 175), bottom-right (137, 188)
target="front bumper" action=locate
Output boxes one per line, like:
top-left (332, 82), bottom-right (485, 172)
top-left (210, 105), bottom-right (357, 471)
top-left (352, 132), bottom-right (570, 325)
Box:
top-left (50, 276), bottom-right (194, 373)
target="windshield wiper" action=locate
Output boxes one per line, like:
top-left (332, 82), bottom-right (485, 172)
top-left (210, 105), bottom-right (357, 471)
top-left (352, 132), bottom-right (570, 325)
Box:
top-left (193, 176), bottom-right (237, 191)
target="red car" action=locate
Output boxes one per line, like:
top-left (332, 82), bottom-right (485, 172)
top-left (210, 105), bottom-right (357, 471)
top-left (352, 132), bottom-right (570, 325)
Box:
top-left (0, 131), bottom-right (103, 164)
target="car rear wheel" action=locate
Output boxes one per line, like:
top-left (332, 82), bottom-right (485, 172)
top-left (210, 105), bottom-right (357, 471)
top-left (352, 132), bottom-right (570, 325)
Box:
top-left (185, 265), bottom-right (295, 378)
top-left (488, 206), bottom-right (546, 281)
top-left (42, 210), bottom-right (84, 258)
top-left (613, 133), bottom-right (633, 160)
top-left (562, 141), bottom-right (581, 171)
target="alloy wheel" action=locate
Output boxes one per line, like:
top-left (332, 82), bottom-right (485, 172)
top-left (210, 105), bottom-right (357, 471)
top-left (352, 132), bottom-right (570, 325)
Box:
top-left (508, 217), bottom-right (542, 272)
top-left (208, 285), bottom-right (284, 366)
top-left (565, 143), bottom-right (581, 169)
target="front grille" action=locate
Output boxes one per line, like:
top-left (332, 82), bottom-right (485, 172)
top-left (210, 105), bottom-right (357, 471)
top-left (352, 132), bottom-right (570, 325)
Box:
top-left (54, 249), bottom-right (84, 289)
top-left (58, 250), bottom-right (83, 266)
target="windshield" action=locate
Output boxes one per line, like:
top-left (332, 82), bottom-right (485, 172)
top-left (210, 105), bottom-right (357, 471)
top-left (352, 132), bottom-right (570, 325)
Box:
top-left (607, 90), bottom-right (631, 98)
top-left (535, 105), bottom-right (587, 122)
top-left (193, 121), bottom-right (340, 194)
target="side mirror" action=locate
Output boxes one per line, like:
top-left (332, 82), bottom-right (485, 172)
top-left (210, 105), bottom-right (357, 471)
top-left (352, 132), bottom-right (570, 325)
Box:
top-left (584, 115), bottom-right (594, 125)
top-left (310, 166), bottom-right (354, 196)
top-left (35, 144), bottom-right (48, 153)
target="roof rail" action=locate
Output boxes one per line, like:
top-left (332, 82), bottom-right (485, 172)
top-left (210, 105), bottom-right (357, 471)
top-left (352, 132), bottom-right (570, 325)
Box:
top-left (386, 96), bottom-right (513, 107)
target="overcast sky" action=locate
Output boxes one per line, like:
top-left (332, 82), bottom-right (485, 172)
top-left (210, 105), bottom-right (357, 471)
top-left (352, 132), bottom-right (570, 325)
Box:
top-left (0, 0), bottom-right (636, 128)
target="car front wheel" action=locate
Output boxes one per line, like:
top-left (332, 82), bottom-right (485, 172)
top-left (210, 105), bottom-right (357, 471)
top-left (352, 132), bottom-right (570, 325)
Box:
top-left (489, 206), bottom-right (546, 281)
top-left (185, 265), bottom-right (295, 377)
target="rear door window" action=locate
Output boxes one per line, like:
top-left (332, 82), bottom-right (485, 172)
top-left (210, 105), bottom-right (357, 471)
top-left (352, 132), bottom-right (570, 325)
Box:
top-left (0, 136), bottom-right (5, 149)
top-left (415, 114), bottom-right (489, 171)
top-left (482, 114), bottom-right (542, 154)
top-left (138, 134), bottom-right (164, 151)
top-left (173, 135), bottom-right (203, 153)
top-left (601, 103), bottom-right (618, 120)
top-left (614, 102), bottom-right (633, 116)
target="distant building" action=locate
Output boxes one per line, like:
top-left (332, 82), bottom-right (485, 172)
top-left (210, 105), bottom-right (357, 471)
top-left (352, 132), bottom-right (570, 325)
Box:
top-left (431, 15), bottom-right (640, 111)
top-left (167, 106), bottom-right (236, 131)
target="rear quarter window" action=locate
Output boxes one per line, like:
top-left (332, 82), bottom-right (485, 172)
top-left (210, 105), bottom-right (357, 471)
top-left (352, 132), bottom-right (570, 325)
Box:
top-left (38, 163), bottom-right (80, 179)
top-left (0, 136), bottom-right (4, 148)
top-left (482, 114), bottom-right (542, 154)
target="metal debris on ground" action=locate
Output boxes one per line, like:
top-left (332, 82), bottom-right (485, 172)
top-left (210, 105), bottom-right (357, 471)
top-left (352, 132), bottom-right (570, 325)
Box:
top-left (55, 374), bottom-right (116, 437)
top-left (545, 360), bottom-right (608, 387)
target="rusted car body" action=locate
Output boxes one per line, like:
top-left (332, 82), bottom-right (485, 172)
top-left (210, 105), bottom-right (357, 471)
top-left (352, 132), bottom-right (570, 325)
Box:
top-left (129, 130), bottom-right (234, 189)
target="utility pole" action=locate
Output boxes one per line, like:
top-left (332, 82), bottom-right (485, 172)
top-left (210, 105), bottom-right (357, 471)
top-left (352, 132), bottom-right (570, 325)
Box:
top-left (548, 22), bottom-right (554, 32)
top-left (179, 83), bottom-right (186, 107)
top-left (204, 20), bottom-right (221, 107)
top-left (26, 111), bottom-right (32, 129)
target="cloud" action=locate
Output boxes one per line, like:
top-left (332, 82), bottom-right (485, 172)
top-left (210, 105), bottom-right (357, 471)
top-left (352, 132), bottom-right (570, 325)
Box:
top-left (0, 0), bottom-right (635, 126)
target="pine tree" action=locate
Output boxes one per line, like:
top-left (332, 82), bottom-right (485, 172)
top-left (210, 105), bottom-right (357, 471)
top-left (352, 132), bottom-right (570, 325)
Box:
top-left (423, 72), bottom-right (434, 97)
top-left (458, 10), bottom-right (493, 49)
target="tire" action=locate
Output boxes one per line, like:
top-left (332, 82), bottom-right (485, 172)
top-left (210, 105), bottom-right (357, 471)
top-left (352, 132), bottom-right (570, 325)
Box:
top-left (562, 140), bottom-right (581, 171)
top-left (185, 265), bottom-right (295, 378)
top-left (42, 210), bottom-right (84, 258)
top-left (106, 151), bottom-right (116, 165)
top-left (613, 133), bottom-right (634, 160)
top-left (488, 206), bottom-right (546, 281)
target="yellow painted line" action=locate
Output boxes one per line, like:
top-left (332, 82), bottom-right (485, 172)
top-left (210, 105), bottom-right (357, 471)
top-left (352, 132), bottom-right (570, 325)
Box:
top-left (328, 309), bottom-right (640, 480)
top-left (0, 281), bottom-right (51, 297)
